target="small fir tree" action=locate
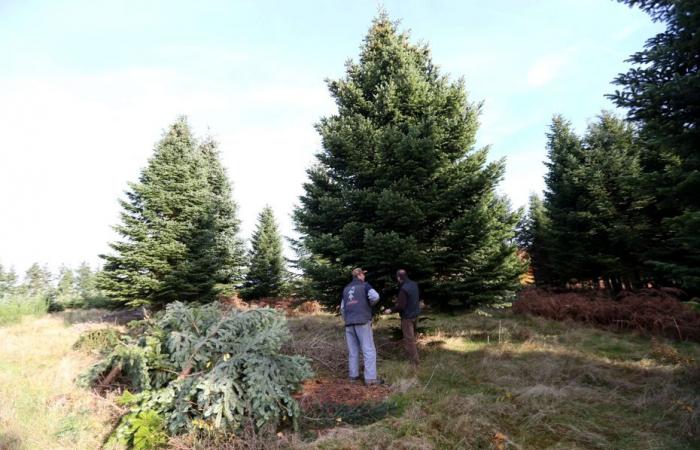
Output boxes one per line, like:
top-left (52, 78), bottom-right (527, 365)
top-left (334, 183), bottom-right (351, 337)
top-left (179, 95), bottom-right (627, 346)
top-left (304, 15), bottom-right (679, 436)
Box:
top-left (20, 263), bottom-right (53, 299)
top-left (517, 194), bottom-right (552, 285)
top-left (55, 265), bottom-right (78, 305)
top-left (0, 263), bottom-right (18, 298)
top-left (242, 206), bottom-right (287, 299)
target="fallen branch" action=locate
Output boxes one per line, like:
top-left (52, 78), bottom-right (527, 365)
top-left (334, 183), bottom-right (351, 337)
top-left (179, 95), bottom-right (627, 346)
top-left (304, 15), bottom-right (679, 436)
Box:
top-left (99, 365), bottom-right (122, 389)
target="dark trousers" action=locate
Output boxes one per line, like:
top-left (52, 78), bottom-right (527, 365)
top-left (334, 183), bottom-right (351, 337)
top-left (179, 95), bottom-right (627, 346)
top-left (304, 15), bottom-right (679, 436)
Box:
top-left (401, 318), bottom-right (419, 365)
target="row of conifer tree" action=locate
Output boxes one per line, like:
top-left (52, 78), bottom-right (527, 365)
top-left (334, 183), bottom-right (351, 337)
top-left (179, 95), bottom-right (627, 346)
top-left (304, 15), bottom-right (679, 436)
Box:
top-left (519, 0), bottom-right (699, 296)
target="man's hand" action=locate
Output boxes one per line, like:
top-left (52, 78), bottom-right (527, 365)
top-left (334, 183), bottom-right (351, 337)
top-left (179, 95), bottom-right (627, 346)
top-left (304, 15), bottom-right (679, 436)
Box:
top-left (382, 307), bottom-right (392, 315)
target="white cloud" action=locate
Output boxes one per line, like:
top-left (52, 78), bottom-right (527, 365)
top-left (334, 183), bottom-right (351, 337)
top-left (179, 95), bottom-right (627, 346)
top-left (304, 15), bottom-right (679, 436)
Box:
top-left (526, 52), bottom-right (570, 87)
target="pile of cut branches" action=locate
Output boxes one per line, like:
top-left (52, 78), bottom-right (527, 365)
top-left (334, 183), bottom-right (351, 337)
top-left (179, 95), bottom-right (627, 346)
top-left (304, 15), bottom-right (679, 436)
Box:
top-left (78, 301), bottom-right (312, 448)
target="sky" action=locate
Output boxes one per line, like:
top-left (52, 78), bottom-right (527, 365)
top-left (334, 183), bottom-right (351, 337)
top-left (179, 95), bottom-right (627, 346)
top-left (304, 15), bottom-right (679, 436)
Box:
top-left (0, 0), bottom-right (663, 276)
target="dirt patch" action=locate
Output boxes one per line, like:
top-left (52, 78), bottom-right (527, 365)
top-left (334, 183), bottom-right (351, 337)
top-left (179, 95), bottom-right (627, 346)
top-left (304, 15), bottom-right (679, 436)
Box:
top-left (295, 377), bottom-right (391, 409)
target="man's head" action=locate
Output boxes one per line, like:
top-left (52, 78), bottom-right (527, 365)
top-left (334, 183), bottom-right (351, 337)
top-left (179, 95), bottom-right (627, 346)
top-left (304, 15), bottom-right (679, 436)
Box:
top-left (396, 269), bottom-right (408, 283)
top-left (352, 267), bottom-right (367, 281)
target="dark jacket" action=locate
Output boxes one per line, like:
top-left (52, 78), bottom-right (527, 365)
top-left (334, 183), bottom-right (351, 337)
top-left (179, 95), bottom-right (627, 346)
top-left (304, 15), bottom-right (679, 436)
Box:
top-left (341, 279), bottom-right (379, 326)
top-left (392, 279), bottom-right (420, 319)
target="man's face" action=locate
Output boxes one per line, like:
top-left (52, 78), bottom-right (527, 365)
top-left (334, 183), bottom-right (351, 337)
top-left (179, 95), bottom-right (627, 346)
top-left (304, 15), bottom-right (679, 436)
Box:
top-left (357, 272), bottom-right (365, 282)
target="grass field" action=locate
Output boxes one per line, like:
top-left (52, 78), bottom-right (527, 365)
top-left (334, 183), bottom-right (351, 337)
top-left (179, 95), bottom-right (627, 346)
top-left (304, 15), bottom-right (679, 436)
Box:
top-left (0, 296), bottom-right (49, 326)
top-left (0, 313), bottom-right (119, 450)
top-left (1, 308), bottom-right (698, 449)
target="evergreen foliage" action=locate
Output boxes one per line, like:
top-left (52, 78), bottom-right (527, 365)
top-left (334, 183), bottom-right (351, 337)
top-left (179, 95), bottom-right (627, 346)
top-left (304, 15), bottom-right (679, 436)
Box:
top-left (536, 112), bottom-right (649, 290)
top-left (242, 206), bottom-right (287, 300)
top-left (609, 0), bottom-right (700, 293)
top-left (74, 263), bottom-right (113, 308)
top-left (78, 302), bottom-right (312, 445)
top-left (99, 118), bottom-right (245, 307)
top-left (0, 262), bottom-right (50, 323)
top-left (0, 263), bottom-right (18, 299)
top-left (517, 194), bottom-right (551, 285)
top-left (293, 14), bottom-right (523, 306)
top-left (19, 262), bottom-right (53, 299)
top-left (55, 265), bottom-right (77, 304)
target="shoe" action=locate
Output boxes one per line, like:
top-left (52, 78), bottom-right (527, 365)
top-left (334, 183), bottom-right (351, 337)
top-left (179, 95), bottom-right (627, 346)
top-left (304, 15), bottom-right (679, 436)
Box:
top-left (364, 379), bottom-right (384, 386)
top-left (348, 376), bottom-right (361, 383)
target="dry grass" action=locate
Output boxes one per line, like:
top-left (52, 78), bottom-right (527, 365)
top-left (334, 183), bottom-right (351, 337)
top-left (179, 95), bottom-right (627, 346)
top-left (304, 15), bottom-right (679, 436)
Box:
top-left (514, 287), bottom-right (700, 341)
top-left (0, 315), bottom-right (121, 450)
top-left (286, 312), bottom-right (700, 449)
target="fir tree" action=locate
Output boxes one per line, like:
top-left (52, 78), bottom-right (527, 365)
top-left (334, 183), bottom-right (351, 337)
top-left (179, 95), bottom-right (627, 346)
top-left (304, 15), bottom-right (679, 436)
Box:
top-left (75, 262), bottom-right (98, 300)
top-left (0, 263), bottom-right (18, 298)
top-left (20, 263), bottom-right (53, 298)
top-left (294, 14), bottom-right (522, 306)
top-left (580, 112), bottom-right (650, 290)
top-left (609, 0), bottom-right (700, 293)
top-left (517, 194), bottom-right (552, 285)
top-left (99, 118), bottom-right (245, 307)
top-left (198, 138), bottom-right (246, 288)
top-left (542, 115), bottom-right (589, 285)
top-left (243, 206), bottom-right (287, 299)
top-left (55, 265), bottom-right (78, 304)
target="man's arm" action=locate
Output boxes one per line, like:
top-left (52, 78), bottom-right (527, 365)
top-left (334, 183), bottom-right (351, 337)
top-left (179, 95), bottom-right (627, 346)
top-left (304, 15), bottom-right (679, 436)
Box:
top-left (365, 283), bottom-right (380, 306)
top-left (390, 289), bottom-right (408, 313)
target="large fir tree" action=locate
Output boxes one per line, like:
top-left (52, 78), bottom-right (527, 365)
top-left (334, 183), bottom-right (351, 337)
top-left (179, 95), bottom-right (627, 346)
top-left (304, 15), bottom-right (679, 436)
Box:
top-left (99, 118), bottom-right (245, 307)
top-left (242, 206), bottom-right (287, 299)
top-left (542, 116), bottom-right (589, 285)
top-left (294, 15), bottom-right (523, 306)
top-left (609, 0), bottom-right (700, 293)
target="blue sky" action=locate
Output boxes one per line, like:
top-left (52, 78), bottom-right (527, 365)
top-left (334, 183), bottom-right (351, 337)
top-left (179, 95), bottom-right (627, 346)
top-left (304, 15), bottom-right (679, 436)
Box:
top-left (0, 0), bottom-right (662, 275)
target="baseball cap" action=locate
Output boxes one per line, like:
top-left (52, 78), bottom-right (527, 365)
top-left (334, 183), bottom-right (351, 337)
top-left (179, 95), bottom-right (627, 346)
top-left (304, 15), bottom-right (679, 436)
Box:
top-left (352, 268), bottom-right (367, 276)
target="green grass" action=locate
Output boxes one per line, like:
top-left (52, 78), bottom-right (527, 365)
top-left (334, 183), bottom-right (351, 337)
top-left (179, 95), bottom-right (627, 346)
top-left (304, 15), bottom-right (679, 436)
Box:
top-left (0, 295), bottom-right (49, 325)
top-left (0, 309), bottom-right (698, 449)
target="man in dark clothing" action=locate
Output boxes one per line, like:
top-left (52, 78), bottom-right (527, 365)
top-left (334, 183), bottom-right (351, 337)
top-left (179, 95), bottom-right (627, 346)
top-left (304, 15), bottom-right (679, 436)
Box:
top-left (340, 268), bottom-right (382, 385)
top-left (384, 269), bottom-right (420, 365)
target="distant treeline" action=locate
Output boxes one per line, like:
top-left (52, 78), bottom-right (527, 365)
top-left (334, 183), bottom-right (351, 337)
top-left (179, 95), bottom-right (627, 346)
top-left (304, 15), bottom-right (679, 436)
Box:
top-left (0, 261), bottom-right (110, 311)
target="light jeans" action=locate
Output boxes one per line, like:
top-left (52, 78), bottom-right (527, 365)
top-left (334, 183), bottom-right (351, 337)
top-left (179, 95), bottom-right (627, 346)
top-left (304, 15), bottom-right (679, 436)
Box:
top-left (345, 322), bottom-right (378, 381)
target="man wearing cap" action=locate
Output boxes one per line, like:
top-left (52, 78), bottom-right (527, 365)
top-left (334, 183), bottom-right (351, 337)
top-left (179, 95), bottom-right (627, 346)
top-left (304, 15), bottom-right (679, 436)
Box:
top-left (340, 268), bottom-right (382, 385)
top-left (384, 269), bottom-right (420, 366)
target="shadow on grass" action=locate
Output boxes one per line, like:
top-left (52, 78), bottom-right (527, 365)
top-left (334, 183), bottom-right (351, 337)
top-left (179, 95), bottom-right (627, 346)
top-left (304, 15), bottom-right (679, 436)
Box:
top-left (56, 308), bottom-right (144, 326)
top-left (0, 431), bottom-right (22, 450)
